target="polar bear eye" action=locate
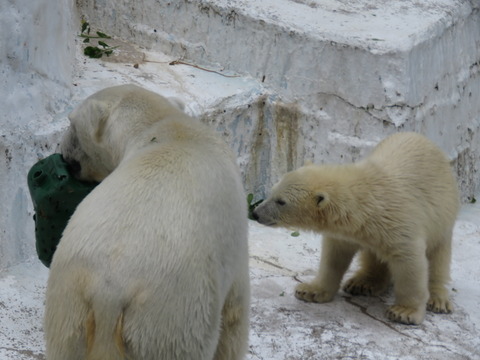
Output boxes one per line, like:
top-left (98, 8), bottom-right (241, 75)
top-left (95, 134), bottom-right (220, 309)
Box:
top-left (276, 199), bottom-right (286, 206)
top-left (316, 195), bottom-right (325, 205)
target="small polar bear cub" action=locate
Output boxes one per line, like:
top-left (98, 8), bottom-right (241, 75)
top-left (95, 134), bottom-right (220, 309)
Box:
top-left (45, 84), bottom-right (250, 360)
top-left (253, 132), bottom-right (459, 325)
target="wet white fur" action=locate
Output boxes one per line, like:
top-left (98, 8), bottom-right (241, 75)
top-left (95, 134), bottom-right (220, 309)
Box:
top-left (45, 84), bottom-right (250, 359)
top-left (254, 132), bottom-right (459, 325)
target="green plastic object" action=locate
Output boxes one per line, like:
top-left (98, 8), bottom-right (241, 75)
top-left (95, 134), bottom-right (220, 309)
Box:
top-left (27, 154), bottom-right (98, 267)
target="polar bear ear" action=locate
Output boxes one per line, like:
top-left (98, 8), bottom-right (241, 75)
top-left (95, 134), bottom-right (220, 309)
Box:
top-left (69, 98), bottom-right (109, 143)
top-left (315, 192), bottom-right (329, 207)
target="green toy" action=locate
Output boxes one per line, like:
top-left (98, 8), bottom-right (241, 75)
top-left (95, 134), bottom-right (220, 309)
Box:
top-left (27, 154), bottom-right (98, 267)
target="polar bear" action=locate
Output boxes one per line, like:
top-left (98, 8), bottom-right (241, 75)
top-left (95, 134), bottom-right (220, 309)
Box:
top-left (44, 84), bottom-right (250, 359)
top-left (253, 132), bottom-right (459, 325)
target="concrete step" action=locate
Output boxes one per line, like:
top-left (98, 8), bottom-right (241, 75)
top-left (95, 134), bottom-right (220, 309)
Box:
top-left (2, 2), bottom-right (480, 358)
top-left (2, 0), bottom-right (479, 268)
top-left (77, 0), bottom-right (480, 201)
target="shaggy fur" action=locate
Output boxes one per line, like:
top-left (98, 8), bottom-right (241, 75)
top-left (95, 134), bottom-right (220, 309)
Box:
top-left (253, 132), bottom-right (459, 325)
top-left (44, 84), bottom-right (250, 359)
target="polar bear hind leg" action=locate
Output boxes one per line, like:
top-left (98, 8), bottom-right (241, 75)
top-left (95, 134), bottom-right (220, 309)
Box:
top-left (295, 237), bottom-right (358, 303)
top-left (343, 250), bottom-right (391, 296)
top-left (213, 276), bottom-right (250, 360)
top-left (45, 278), bottom-right (89, 360)
top-left (427, 231), bottom-right (454, 314)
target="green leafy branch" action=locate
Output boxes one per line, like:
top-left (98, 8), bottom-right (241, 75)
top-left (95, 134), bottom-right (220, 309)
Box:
top-left (80, 20), bottom-right (118, 59)
top-left (247, 193), bottom-right (263, 220)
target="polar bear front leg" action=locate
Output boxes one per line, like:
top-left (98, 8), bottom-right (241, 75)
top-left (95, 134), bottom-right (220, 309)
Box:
top-left (295, 237), bottom-right (358, 303)
top-left (386, 249), bottom-right (429, 325)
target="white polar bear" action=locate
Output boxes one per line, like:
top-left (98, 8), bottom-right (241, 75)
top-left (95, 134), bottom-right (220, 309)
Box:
top-left (253, 132), bottom-right (459, 325)
top-left (44, 84), bottom-right (250, 360)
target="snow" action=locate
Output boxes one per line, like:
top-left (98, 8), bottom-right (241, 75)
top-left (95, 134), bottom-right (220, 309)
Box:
top-left (1, 203), bottom-right (479, 359)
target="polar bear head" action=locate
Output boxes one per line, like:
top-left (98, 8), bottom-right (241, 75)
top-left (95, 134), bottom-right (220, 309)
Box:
top-left (60, 84), bottom-right (186, 182)
top-left (252, 165), bottom-right (354, 231)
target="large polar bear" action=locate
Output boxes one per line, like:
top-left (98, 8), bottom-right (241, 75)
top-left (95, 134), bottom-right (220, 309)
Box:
top-left (253, 132), bottom-right (459, 325)
top-left (44, 84), bottom-right (250, 359)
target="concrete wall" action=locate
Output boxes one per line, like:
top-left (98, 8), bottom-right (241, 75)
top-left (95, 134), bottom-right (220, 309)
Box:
top-left (1, 0), bottom-right (479, 269)
top-left (77, 0), bottom-right (480, 201)
top-left (0, 0), bottom-right (76, 269)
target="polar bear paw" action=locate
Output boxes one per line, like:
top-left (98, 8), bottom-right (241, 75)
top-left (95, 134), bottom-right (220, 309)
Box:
top-left (294, 283), bottom-right (335, 303)
top-left (386, 305), bottom-right (425, 325)
top-left (343, 276), bottom-right (387, 296)
top-left (427, 295), bottom-right (453, 314)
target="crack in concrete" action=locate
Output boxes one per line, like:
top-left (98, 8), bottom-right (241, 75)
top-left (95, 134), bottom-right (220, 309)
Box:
top-left (315, 91), bottom-right (422, 126)
top-left (250, 255), bottom-right (297, 276)
top-left (252, 255), bottom-right (467, 356)
top-left (342, 295), bottom-right (411, 337)
top-left (342, 296), bottom-right (470, 358)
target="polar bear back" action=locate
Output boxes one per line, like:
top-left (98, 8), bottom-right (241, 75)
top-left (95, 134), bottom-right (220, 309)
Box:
top-left (369, 132), bottom-right (452, 178)
top-left (362, 132), bottom-right (459, 246)
top-left (367, 132), bottom-right (458, 206)
top-left (54, 122), bottom-right (247, 294)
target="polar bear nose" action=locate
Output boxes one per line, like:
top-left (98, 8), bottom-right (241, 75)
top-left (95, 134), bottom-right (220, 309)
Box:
top-left (251, 209), bottom-right (260, 221)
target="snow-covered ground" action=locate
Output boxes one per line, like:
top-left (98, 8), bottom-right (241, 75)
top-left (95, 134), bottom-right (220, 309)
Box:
top-left (1, 202), bottom-right (479, 359)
